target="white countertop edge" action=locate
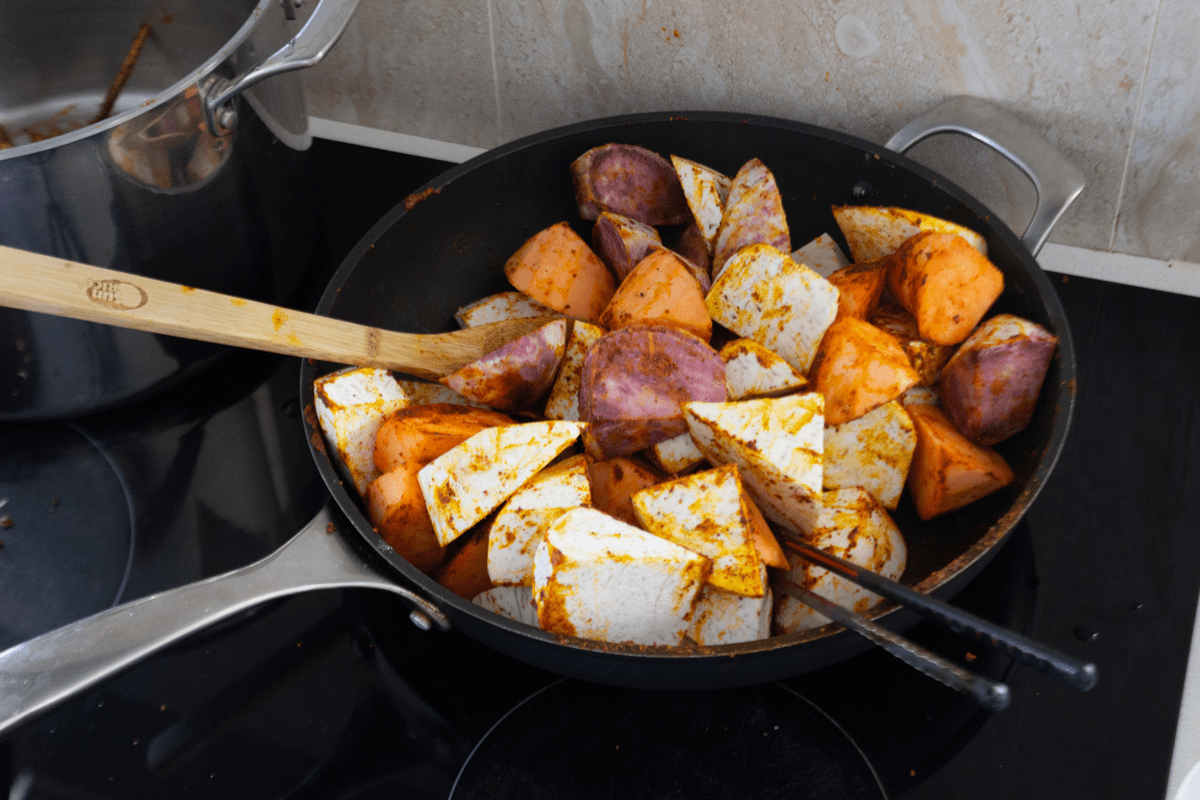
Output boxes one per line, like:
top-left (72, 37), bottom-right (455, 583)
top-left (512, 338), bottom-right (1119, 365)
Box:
top-left (308, 117), bottom-right (1200, 299)
top-left (310, 113), bottom-right (1200, 797)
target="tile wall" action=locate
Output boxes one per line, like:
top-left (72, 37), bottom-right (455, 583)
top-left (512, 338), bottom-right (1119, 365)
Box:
top-left (301, 0), bottom-right (1200, 262)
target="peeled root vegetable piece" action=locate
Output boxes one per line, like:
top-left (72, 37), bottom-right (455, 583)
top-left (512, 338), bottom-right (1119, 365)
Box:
top-left (822, 400), bottom-right (916, 510)
top-left (487, 454), bottom-right (591, 587)
top-left (473, 585), bottom-right (540, 628)
top-left (579, 326), bottom-right (726, 459)
top-left (440, 319), bottom-right (568, 411)
top-left (505, 222), bottom-right (616, 323)
top-left (586, 456), bottom-right (666, 528)
top-left (706, 243), bottom-right (839, 375)
top-left (905, 403), bottom-right (1015, 520)
top-left (632, 464), bottom-right (764, 597)
top-left (599, 249), bottom-right (712, 341)
top-left (571, 144), bottom-right (691, 226)
top-left (887, 231), bottom-right (1004, 346)
top-left (809, 316), bottom-right (920, 427)
top-left (670, 155), bottom-right (732, 249)
top-left (374, 403), bottom-right (515, 473)
top-left (591, 211), bottom-right (662, 281)
top-left (646, 431), bottom-right (707, 475)
top-left (792, 233), bottom-right (850, 279)
top-left (773, 487), bottom-right (907, 634)
top-left (828, 257), bottom-right (889, 321)
top-left (720, 338), bottom-right (807, 400)
top-left (831, 205), bottom-right (987, 263)
top-left (711, 158), bottom-right (790, 278)
top-left (532, 507), bottom-right (712, 645)
top-left (365, 463), bottom-right (445, 575)
top-left (418, 420), bottom-right (586, 547)
top-left (454, 291), bottom-right (558, 328)
top-left (434, 527), bottom-right (495, 600)
top-left (683, 394), bottom-right (825, 536)
top-left (544, 321), bottom-right (606, 422)
top-left (939, 314), bottom-right (1058, 446)
top-left (745, 495), bottom-right (788, 569)
top-left (688, 576), bottom-right (773, 645)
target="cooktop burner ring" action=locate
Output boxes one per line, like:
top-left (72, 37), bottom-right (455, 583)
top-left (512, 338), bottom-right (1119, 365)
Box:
top-left (449, 677), bottom-right (888, 800)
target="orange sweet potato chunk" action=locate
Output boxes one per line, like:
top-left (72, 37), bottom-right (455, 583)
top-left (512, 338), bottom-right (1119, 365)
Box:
top-left (366, 463), bottom-right (446, 574)
top-left (505, 222), bottom-right (616, 323)
top-left (587, 456), bottom-right (665, 528)
top-left (810, 316), bottom-right (920, 426)
top-left (599, 249), bottom-right (712, 341)
top-left (434, 526), bottom-right (495, 600)
top-left (374, 404), bottom-right (515, 473)
top-left (828, 257), bottom-right (889, 321)
top-left (887, 231), bottom-right (1004, 345)
top-left (905, 403), bottom-right (1016, 521)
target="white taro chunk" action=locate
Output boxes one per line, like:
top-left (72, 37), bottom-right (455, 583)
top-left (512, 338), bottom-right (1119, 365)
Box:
top-left (822, 400), bottom-right (917, 510)
top-left (543, 321), bottom-right (606, 422)
top-left (831, 205), bottom-right (987, 263)
top-left (454, 291), bottom-right (558, 328)
top-left (440, 319), bottom-right (568, 412)
top-left (683, 394), bottom-right (824, 537)
top-left (472, 586), bottom-right (541, 628)
top-left (711, 158), bottom-right (791, 278)
top-left (773, 487), bottom-right (907, 635)
top-left (418, 420), bottom-right (586, 547)
top-left (632, 464), bottom-right (764, 597)
top-left (314, 368), bottom-right (481, 496)
top-left (719, 338), bottom-right (807, 400)
top-left (670, 155), bottom-right (732, 249)
top-left (688, 566), bottom-right (773, 645)
top-left (706, 244), bottom-right (839, 375)
top-left (487, 455), bottom-right (592, 587)
top-left (792, 233), bottom-right (851, 279)
top-left (647, 432), bottom-right (707, 475)
top-left (532, 508), bottom-right (712, 646)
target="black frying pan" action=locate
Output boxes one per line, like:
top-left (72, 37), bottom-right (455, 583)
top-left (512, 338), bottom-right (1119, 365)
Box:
top-left (299, 106), bottom-right (1078, 689)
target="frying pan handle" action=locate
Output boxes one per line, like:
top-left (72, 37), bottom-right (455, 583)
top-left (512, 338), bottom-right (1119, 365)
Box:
top-left (885, 95), bottom-right (1086, 256)
top-left (0, 503), bottom-right (449, 738)
top-left (199, 0), bottom-right (361, 136)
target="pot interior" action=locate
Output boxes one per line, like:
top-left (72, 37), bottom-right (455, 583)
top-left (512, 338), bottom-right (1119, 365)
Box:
top-left (0, 0), bottom-right (264, 148)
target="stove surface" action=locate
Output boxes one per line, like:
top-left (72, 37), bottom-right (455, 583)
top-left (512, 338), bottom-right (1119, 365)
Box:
top-left (2, 138), bottom-right (1198, 799)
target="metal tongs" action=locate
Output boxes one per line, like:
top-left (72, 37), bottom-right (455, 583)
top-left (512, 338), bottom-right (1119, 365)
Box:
top-left (777, 537), bottom-right (1098, 711)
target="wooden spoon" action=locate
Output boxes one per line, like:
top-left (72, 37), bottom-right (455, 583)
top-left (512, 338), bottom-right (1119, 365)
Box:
top-left (0, 245), bottom-right (554, 381)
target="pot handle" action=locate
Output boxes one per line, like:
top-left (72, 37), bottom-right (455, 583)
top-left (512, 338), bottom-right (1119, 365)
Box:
top-left (0, 503), bottom-right (449, 738)
top-left (885, 95), bottom-right (1086, 256)
top-left (199, 0), bottom-right (361, 136)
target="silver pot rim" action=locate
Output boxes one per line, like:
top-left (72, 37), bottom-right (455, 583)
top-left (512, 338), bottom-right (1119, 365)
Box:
top-left (0, 0), bottom-right (275, 162)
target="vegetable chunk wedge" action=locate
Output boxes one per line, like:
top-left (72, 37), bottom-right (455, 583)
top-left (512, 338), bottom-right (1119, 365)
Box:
top-left (418, 420), bottom-right (586, 547)
top-left (599, 249), bottom-right (712, 341)
top-left (870, 301), bottom-right (957, 386)
top-left (532, 507), bottom-right (712, 645)
top-left (366, 463), bottom-right (444, 574)
top-left (440, 319), bottom-right (568, 411)
top-left (591, 212), bottom-right (662, 281)
top-left (579, 326), bottom-right (726, 459)
top-left (473, 586), bottom-right (540, 628)
top-left (905, 404), bottom-right (1015, 520)
top-left (689, 566), bottom-right (773, 645)
top-left (543, 321), bottom-right (606, 422)
top-left (683, 394), bottom-right (825, 536)
top-left (504, 222), bottom-right (616, 323)
top-left (487, 454), bottom-right (592, 587)
top-left (632, 464), bottom-right (764, 597)
top-left (670, 155), bottom-right (732, 249)
top-left (571, 144), bottom-right (691, 226)
top-left (822, 400), bottom-right (916, 510)
top-left (711, 159), bottom-right (791, 278)
top-left (374, 403), bottom-right (515, 473)
top-left (809, 316), bottom-right (920, 426)
top-left (831, 205), bottom-right (987, 263)
top-left (707, 244), bottom-right (838, 375)
top-left (773, 487), bottom-right (907, 634)
top-left (939, 314), bottom-right (1058, 445)
top-left (454, 291), bottom-right (557, 328)
top-left (792, 233), bottom-right (850, 279)
top-left (720, 338), bottom-right (807, 400)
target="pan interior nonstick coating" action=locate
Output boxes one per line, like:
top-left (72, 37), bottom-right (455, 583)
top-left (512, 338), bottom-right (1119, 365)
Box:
top-left (301, 111), bottom-right (1074, 685)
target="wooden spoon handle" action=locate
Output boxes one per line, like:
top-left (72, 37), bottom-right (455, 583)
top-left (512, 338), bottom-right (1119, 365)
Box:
top-left (0, 245), bottom-right (523, 380)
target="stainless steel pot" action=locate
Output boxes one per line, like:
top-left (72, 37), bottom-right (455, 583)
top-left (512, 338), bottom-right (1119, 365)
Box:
top-left (0, 0), bottom-right (358, 420)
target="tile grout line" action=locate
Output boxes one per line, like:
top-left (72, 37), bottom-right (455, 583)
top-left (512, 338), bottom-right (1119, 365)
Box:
top-left (487, 0), bottom-right (504, 145)
top-left (1109, 0), bottom-right (1165, 252)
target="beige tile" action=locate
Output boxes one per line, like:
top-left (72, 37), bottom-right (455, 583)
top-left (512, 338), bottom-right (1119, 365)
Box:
top-left (301, 0), bottom-right (500, 148)
top-left (1113, 0), bottom-right (1200, 261)
top-left (488, 0), bottom-right (1156, 251)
